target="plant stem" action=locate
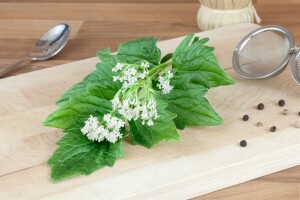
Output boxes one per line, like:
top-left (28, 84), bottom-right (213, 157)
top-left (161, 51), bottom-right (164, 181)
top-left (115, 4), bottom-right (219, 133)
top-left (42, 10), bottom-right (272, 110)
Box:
top-left (148, 61), bottom-right (172, 78)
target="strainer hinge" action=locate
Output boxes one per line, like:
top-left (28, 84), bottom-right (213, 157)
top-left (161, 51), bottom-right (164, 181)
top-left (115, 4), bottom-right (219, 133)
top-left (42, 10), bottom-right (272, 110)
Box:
top-left (290, 46), bottom-right (300, 54)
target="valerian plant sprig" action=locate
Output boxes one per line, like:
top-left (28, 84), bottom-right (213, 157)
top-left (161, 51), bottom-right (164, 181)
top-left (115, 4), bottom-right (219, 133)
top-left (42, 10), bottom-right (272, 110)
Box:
top-left (43, 34), bottom-right (235, 182)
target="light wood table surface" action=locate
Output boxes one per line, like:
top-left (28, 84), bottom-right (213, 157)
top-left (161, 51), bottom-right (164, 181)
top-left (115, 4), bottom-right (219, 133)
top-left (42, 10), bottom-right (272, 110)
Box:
top-left (0, 1), bottom-right (299, 199)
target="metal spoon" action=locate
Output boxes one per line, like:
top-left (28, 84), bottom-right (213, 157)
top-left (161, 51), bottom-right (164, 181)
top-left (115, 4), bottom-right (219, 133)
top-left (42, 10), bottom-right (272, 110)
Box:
top-left (0, 23), bottom-right (71, 78)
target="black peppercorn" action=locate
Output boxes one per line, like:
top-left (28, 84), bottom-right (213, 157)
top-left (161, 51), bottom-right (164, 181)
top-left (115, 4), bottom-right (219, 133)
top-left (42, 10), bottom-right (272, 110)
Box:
top-left (270, 126), bottom-right (276, 132)
top-left (242, 115), bottom-right (249, 121)
top-left (240, 140), bottom-right (247, 147)
top-left (298, 111), bottom-right (300, 116)
top-left (257, 103), bottom-right (264, 110)
top-left (278, 99), bottom-right (285, 107)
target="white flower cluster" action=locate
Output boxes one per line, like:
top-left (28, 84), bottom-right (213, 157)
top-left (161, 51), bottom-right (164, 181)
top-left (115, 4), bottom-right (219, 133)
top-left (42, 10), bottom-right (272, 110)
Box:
top-left (157, 70), bottom-right (174, 94)
top-left (81, 61), bottom-right (176, 143)
top-left (112, 62), bottom-right (150, 87)
top-left (112, 87), bottom-right (158, 126)
top-left (81, 114), bottom-right (125, 143)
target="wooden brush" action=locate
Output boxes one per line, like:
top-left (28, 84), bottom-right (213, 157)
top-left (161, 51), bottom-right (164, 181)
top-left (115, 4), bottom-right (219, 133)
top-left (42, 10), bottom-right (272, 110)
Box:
top-left (197, 0), bottom-right (261, 31)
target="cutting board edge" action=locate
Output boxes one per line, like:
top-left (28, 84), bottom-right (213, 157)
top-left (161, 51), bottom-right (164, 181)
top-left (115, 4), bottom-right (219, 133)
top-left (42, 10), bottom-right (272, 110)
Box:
top-left (38, 130), bottom-right (300, 200)
top-left (161, 145), bottom-right (300, 199)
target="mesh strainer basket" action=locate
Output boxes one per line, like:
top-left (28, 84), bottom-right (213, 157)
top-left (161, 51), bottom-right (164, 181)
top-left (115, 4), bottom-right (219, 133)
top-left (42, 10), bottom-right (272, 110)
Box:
top-left (232, 25), bottom-right (300, 85)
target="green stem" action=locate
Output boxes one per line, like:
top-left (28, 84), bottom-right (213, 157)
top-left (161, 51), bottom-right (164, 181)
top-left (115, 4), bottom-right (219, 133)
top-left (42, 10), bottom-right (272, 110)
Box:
top-left (148, 61), bottom-right (171, 78)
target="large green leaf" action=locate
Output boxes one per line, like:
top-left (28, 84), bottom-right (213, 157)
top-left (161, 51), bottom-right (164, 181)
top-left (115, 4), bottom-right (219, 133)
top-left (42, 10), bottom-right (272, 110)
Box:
top-left (118, 37), bottom-right (161, 65)
top-left (56, 61), bottom-right (120, 106)
top-left (172, 34), bottom-right (235, 88)
top-left (48, 129), bottom-right (124, 183)
top-left (158, 74), bottom-right (223, 130)
top-left (129, 97), bottom-right (180, 148)
top-left (44, 85), bottom-right (112, 129)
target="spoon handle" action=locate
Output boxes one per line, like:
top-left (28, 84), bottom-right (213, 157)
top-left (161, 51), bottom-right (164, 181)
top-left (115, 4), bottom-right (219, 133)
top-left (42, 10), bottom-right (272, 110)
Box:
top-left (0, 57), bottom-right (30, 78)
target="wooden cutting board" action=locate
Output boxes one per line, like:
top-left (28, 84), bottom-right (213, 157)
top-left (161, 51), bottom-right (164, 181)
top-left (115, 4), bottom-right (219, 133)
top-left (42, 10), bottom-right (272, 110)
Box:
top-left (0, 23), bottom-right (299, 200)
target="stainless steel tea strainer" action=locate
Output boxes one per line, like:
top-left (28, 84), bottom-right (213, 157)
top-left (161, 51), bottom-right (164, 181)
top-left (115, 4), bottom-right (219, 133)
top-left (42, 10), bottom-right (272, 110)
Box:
top-left (232, 25), bottom-right (300, 85)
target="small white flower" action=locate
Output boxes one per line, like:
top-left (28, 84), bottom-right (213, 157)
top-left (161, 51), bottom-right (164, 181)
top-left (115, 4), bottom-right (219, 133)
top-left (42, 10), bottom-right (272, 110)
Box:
top-left (157, 76), bottom-right (173, 94)
top-left (112, 84), bottom-right (158, 126)
top-left (119, 68), bottom-right (139, 87)
top-left (96, 126), bottom-right (106, 142)
top-left (112, 61), bottom-right (151, 88)
top-left (141, 104), bottom-right (149, 120)
top-left (167, 71), bottom-right (174, 79)
top-left (81, 114), bottom-right (125, 143)
top-left (103, 114), bottom-right (111, 123)
top-left (111, 96), bottom-right (120, 109)
top-left (139, 71), bottom-right (147, 79)
top-left (112, 63), bottom-right (123, 72)
top-left (104, 129), bottom-right (122, 143)
top-left (81, 115), bottom-right (99, 133)
top-left (142, 61), bottom-right (150, 69)
top-left (147, 120), bottom-right (154, 126)
top-left (113, 76), bottom-right (119, 82)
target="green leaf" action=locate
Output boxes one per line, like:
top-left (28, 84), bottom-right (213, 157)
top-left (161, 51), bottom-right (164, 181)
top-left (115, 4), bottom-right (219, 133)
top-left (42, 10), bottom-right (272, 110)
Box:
top-left (118, 37), bottom-right (161, 65)
top-left (196, 37), bottom-right (209, 45)
top-left (44, 86), bottom-right (112, 129)
top-left (158, 74), bottom-right (223, 130)
top-left (48, 129), bottom-right (124, 183)
top-left (172, 33), bottom-right (194, 60)
top-left (192, 36), bottom-right (199, 44)
top-left (56, 61), bottom-right (120, 106)
top-left (97, 48), bottom-right (111, 61)
top-left (129, 97), bottom-right (180, 148)
top-left (160, 53), bottom-right (173, 64)
top-left (56, 82), bottom-right (87, 106)
top-left (172, 34), bottom-right (235, 88)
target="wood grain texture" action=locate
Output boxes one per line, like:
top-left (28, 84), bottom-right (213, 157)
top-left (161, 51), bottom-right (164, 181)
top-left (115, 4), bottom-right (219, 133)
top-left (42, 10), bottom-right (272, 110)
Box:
top-left (0, 1), bottom-right (299, 199)
top-left (0, 23), bottom-right (299, 200)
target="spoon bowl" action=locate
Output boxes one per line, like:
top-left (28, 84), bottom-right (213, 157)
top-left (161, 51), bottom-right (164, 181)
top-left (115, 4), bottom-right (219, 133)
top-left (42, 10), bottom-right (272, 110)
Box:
top-left (30, 23), bottom-right (70, 61)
